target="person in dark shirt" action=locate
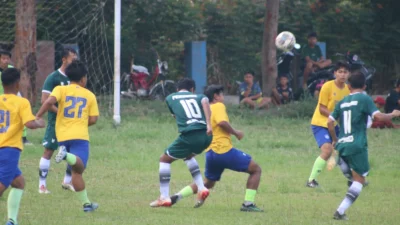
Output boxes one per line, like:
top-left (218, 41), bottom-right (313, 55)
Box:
top-left (372, 96), bottom-right (400, 129)
top-left (272, 75), bottom-right (293, 105)
top-left (239, 71), bottom-right (271, 109)
top-left (384, 79), bottom-right (400, 113)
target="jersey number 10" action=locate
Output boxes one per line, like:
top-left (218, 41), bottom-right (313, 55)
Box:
top-left (0, 110), bottom-right (10, 133)
top-left (180, 99), bottom-right (202, 119)
top-left (64, 96), bottom-right (87, 118)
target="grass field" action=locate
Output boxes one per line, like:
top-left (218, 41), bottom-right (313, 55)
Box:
top-left (1, 100), bottom-right (399, 225)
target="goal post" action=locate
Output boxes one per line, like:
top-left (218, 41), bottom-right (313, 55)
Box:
top-left (113, 0), bottom-right (121, 125)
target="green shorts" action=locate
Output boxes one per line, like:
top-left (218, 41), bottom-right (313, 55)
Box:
top-left (341, 151), bottom-right (369, 177)
top-left (42, 124), bottom-right (58, 151)
top-left (165, 129), bottom-right (212, 159)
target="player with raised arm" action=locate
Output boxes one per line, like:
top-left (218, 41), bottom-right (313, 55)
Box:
top-left (0, 68), bottom-right (45, 225)
top-left (150, 78), bottom-right (213, 208)
top-left (170, 85), bottom-right (263, 212)
top-left (327, 72), bottom-right (400, 220)
top-left (306, 61), bottom-right (350, 188)
top-left (38, 47), bottom-right (77, 194)
top-left (36, 60), bottom-right (99, 212)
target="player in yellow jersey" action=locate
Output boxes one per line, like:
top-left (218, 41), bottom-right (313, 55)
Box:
top-left (0, 68), bottom-right (45, 225)
top-left (306, 61), bottom-right (350, 188)
top-left (170, 85), bottom-right (263, 212)
top-left (36, 60), bottom-right (99, 212)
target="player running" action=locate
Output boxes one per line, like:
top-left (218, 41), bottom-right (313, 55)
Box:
top-left (0, 68), bottom-right (45, 225)
top-left (150, 78), bottom-right (213, 208)
top-left (38, 47), bottom-right (77, 194)
top-left (306, 61), bottom-right (350, 188)
top-left (170, 85), bottom-right (263, 212)
top-left (36, 60), bottom-right (99, 212)
top-left (327, 71), bottom-right (400, 220)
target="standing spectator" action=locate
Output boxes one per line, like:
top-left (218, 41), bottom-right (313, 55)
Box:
top-left (384, 79), bottom-right (400, 113)
top-left (372, 96), bottom-right (400, 129)
top-left (272, 75), bottom-right (293, 105)
top-left (239, 71), bottom-right (271, 109)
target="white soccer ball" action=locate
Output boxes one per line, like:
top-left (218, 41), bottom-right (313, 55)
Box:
top-left (275, 31), bottom-right (296, 52)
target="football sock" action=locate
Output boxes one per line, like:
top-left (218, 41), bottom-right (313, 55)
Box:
top-left (184, 158), bottom-right (205, 191)
top-left (76, 189), bottom-right (91, 205)
top-left (22, 126), bottom-right (27, 138)
top-left (308, 156), bottom-right (326, 182)
top-left (244, 189), bottom-right (257, 206)
top-left (338, 157), bottom-right (352, 181)
top-left (177, 185), bottom-right (194, 200)
top-left (39, 157), bottom-right (51, 188)
top-left (7, 188), bottom-right (23, 224)
top-left (337, 181), bottom-right (362, 215)
top-left (64, 167), bottom-right (72, 184)
top-left (159, 162), bottom-right (171, 199)
top-left (65, 153), bottom-right (77, 166)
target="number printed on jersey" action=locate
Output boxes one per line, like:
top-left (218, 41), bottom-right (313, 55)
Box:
top-left (179, 99), bottom-right (205, 125)
top-left (64, 96), bottom-right (87, 118)
top-left (0, 110), bottom-right (10, 133)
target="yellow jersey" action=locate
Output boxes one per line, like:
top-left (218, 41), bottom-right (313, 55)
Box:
top-left (206, 102), bottom-right (232, 154)
top-left (311, 80), bottom-right (350, 127)
top-left (51, 84), bottom-right (99, 142)
top-left (0, 94), bottom-right (35, 150)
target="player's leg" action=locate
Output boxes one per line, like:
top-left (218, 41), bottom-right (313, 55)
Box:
top-left (61, 166), bottom-right (75, 191)
top-left (22, 127), bottom-right (32, 145)
top-left (38, 124), bottom-right (56, 194)
top-left (7, 174), bottom-right (24, 225)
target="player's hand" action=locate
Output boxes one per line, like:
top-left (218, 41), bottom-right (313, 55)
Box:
top-left (332, 140), bottom-right (337, 148)
top-left (206, 125), bottom-right (212, 136)
top-left (234, 130), bottom-right (244, 140)
top-left (35, 118), bottom-right (46, 128)
top-left (391, 110), bottom-right (400, 117)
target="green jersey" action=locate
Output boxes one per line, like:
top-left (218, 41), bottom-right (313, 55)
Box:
top-left (166, 91), bottom-right (208, 133)
top-left (301, 45), bottom-right (322, 62)
top-left (0, 64), bottom-right (14, 94)
top-left (330, 92), bottom-right (379, 156)
top-left (42, 69), bottom-right (70, 123)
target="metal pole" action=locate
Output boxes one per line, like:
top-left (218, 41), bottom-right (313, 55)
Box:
top-left (113, 0), bottom-right (121, 125)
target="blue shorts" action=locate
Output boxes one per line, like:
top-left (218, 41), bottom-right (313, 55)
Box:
top-left (58, 140), bottom-right (90, 169)
top-left (205, 148), bottom-right (252, 181)
top-left (311, 125), bottom-right (339, 148)
top-left (0, 148), bottom-right (22, 188)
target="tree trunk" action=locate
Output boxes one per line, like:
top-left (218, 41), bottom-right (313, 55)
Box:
top-left (14, 0), bottom-right (37, 105)
top-left (261, 0), bottom-right (279, 97)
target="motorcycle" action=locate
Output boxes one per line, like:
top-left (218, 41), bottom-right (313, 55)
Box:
top-left (121, 51), bottom-right (176, 101)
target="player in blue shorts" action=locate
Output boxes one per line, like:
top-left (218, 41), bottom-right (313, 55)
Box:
top-left (36, 60), bottom-right (100, 212)
top-left (170, 85), bottom-right (263, 212)
top-left (0, 68), bottom-right (45, 225)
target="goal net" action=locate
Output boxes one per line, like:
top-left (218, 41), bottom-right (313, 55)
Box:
top-left (0, 0), bottom-right (113, 106)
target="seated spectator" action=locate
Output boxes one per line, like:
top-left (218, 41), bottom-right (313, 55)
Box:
top-left (239, 71), bottom-right (271, 109)
top-left (302, 32), bottom-right (332, 89)
top-left (372, 96), bottom-right (400, 129)
top-left (272, 75), bottom-right (293, 105)
top-left (385, 79), bottom-right (400, 113)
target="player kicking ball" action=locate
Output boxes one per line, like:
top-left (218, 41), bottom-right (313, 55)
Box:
top-left (170, 85), bottom-right (263, 212)
top-left (327, 72), bottom-right (400, 220)
top-left (36, 60), bottom-right (100, 212)
top-left (0, 68), bottom-right (45, 225)
top-left (150, 78), bottom-right (213, 207)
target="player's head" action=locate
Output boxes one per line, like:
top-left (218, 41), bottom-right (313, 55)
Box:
top-left (205, 84), bottom-right (224, 103)
top-left (374, 96), bottom-right (385, 108)
top-left (307, 32), bottom-right (318, 46)
top-left (177, 78), bottom-right (196, 93)
top-left (61, 47), bottom-right (78, 67)
top-left (0, 49), bottom-right (11, 70)
top-left (244, 71), bottom-right (254, 84)
top-left (333, 60), bottom-right (350, 84)
top-left (1, 68), bottom-right (20, 92)
top-left (279, 75), bottom-right (289, 86)
top-left (65, 60), bottom-right (88, 87)
top-left (348, 71), bottom-right (366, 91)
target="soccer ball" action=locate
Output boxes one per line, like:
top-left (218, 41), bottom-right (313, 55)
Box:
top-left (275, 31), bottom-right (296, 52)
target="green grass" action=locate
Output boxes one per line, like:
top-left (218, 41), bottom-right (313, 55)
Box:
top-left (1, 100), bottom-right (400, 225)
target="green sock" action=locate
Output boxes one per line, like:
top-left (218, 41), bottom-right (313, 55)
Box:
top-left (22, 127), bottom-right (27, 138)
top-left (76, 189), bottom-right (91, 205)
top-left (66, 153), bottom-right (77, 166)
top-left (244, 189), bottom-right (257, 203)
top-left (180, 185), bottom-right (194, 198)
top-left (308, 156), bottom-right (327, 182)
top-left (7, 188), bottom-right (24, 224)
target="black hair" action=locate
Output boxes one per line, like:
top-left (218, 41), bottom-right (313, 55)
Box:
top-left (204, 85), bottom-right (224, 102)
top-left (308, 32), bottom-right (317, 39)
top-left (62, 47), bottom-right (77, 59)
top-left (245, 71), bottom-right (255, 76)
top-left (334, 60), bottom-right (350, 72)
top-left (177, 78), bottom-right (196, 91)
top-left (65, 60), bottom-right (88, 82)
top-left (1, 68), bottom-right (20, 86)
top-left (348, 71), bottom-right (365, 89)
top-left (395, 79), bottom-right (400, 88)
top-left (0, 49), bottom-right (11, 58)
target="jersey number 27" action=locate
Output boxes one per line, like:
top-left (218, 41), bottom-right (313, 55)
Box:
top-left (64, 96), bottom-right (87, 118)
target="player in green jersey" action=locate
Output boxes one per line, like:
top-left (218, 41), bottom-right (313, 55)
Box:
top-left (150, 78), bottom-right (213, 207)
top-left (328, 71), bottom-right (400, 220)
top-left (38, 47), bottom-right (77, 194)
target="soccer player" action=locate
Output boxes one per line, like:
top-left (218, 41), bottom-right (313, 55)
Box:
top-left (327, 71), bottom-right (400, 220)
top-left (170, 85), bottom-right (263, 212)
top-left (38, 47), bottom-right (77, 194)
top-left (36, 60), bottom-right (99, 212)
top-left (0, 68), bottom-right (45, 225)
top-left (0, 49), bottom-right (32, 145)
top-left (306, 61), bottom-right (350, 188)
top-left (150, 78), bottom-right (213, 207)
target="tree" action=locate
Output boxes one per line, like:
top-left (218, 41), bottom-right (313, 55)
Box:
top-left (14, 0), bottom-right (37, 104)
top-left (261, 0), bottom-right (279, 96)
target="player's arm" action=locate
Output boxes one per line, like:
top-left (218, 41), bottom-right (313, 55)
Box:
top-left (41, 92), bottom-right (58, 113)
top-left (88, 94), bottom-right (100, 126)
top-left (218, 121), bottom-right (244, 140)
top-left (327, 102), bottom-right (341, 145)
top-left (201, 97), bottom-right (212, 136)
top-left (20, 100), bottom-right (45, 129)
top-left (318, 83), bottom-right (331, 117)
top-left (214, 104), bottom-right (243, 140)
top-left (41, 76), bottom-right (58, 113)
top-left (373, 110), bottom-right (400, 121)
top-left (37, 96), bottom-right (57, 118)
